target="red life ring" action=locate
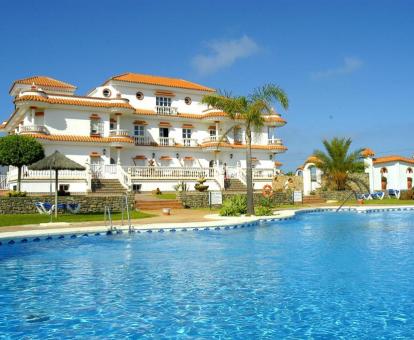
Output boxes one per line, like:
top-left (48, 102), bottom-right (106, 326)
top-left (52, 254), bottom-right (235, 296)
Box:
top-left (262, 184), bottom-right (273, 198)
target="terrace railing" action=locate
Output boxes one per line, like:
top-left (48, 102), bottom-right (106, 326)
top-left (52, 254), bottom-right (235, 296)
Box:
top-left (109, 129), bottom-right (130, 137)
top-left (156, 106), bottom-right (178, 115)
top-left (133, 136), bottom-right (154, 146)
top-left (19, 125), bottom-right (49, 134)
top-left (127, 166), bottom-right (215, 179)
top-left (267, 138), bottom-right (283, 145)
top-left (158, 137), bottom-right (175, 146)
top-left (181, 138), bottom-right (198, 147)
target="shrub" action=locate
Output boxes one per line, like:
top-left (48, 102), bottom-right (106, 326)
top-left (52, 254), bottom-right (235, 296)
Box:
top-left (400, 190), bottom-right (414, 200)
top-left (219, 195), bottom-right (247, 216)
top-left (255, 205), bottom-right (273, 216)
top-left (8, 191), bottom-right (27, 197)
top-left (260, 197), bottom-right (274, 208)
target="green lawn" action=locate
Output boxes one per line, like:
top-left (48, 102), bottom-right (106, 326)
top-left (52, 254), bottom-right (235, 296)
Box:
top-left (0, 210), bottom-right (155, 227)
top-left (153, 193), bottom-right (177, 200)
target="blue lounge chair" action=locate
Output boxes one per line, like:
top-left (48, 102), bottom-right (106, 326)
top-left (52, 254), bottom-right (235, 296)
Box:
top-left (371, 192), bottom-right (385, 200)
top-left (388, 189), bottom-right (400, 199)
top-left (67, 203), bottom-right (81, 214)
top-left (35, 202), bottom-right (54, 215)
top-left (357, 193), bottom-right (372, 200)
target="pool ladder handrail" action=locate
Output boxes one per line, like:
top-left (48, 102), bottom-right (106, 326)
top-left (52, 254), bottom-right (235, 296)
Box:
top-left (121, 194), bottom-right (134, 233)
top-left (104, 206), bottom-right (117, 232)
top-left (336, 190), bottom-right (357, 212)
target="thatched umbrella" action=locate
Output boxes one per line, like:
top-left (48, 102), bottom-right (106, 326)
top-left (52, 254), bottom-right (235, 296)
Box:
top-left (29, 151), bottom-right (85, 218)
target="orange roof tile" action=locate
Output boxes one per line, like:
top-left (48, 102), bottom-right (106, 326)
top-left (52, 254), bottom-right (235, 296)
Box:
top-left (361, 148), bottom-right (375, 157)
top-left (107, 73), bottom-right (215, 92)
top-left (15, 94), bottom-right (134, 110)
top-left (0, 122), bottom-right (6, 130)
top-left (373, 156), bottom-right (414, 165)
top-left (12, 76), bottom-right (76, 90)
top-left (274, 161), bottom-right (283, 166)
top-left (134, 155), bottom-right (147, 160)
top-left (25, 134), bottom-right (134, 144)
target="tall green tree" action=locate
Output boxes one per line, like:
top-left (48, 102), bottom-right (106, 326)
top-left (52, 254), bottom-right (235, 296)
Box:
top-left (202, 84), bottom-right (289, 215)
top-left (313, 137), bottom-right (365, 191)
top-left (0, 135), bottom-right (44, 191)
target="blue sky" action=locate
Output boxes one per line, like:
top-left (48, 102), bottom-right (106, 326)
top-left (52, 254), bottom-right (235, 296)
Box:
top-left (1, 0), bottom-right (413, 171)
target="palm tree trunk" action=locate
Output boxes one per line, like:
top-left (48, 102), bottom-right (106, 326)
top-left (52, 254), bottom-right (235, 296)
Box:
top-left (17, 166), bottom-right (22, 192)
top-left (245, 127), bottom-right (254, 215)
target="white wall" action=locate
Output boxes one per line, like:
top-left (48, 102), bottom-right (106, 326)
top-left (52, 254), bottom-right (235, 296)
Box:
top-left (371, 162), bottom-right (413, 191)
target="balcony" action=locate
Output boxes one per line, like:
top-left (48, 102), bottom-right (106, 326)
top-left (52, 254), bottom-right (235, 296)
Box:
top-left (267, 138), bottom-right (283, 145)
top-left (156, 106), bottom-right (178, 115)
top-left (19, 125), bottom-right (49, 135)
top-left (133, 136), bottom-right (154, 146)
top-left (109, 129), bottom-right (130, 137)
top-left (181, 138), bottom-right (198, 147)
top-left (158, 137), bottom-right (175, 146)
top-left (202, 135), bottom-right (229, 144)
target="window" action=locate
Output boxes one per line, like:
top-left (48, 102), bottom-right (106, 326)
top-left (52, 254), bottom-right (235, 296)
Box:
top-left (159, 127), bottom-right (169, 137)
top-left (310, 166), bottom-right (317, 182)
top-left (268, 127), bottom-right (277, 139)
top-left (234, 127), bottom-right (242, 143)
top-left (184, 97), bottom-right (192, 105)
top-left (110, 121), bottom-right (115, 130)
top-left (209, 129), bottom-right (216, 137)
top-left (136, 91), bottom-right (144, 100)
top-left (90, 119), bottom-right (103, 135)
top-left (182, 128), bottom-right (192, 139)
top-left (102, 88), bottom-right (111, 97)
top-left (134, 125), bottom-right (145, 136)
top-left (156, 96), bottom-right (171, 107)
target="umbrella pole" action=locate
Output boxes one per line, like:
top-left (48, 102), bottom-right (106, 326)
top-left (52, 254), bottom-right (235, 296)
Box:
top-left (55, 170), bottom-right (58, 219)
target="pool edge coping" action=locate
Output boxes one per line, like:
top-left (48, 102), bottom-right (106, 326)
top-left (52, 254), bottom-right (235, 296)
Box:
top-left (1, 205), bottom-right (414, 245)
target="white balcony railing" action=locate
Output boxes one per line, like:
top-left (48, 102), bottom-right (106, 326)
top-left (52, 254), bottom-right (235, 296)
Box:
top-left (158, 137), bottom-right (175, 146)
top-left (267, 138), bottom-right (283, 145)
top-left (156, 106), bottom-right (178, 115)
top-left (127, 166), bottom-right (215, 179)
top-left (19, 125), bottom-right (49, 134)
top-left (202, 135), bottom-right (229, 144)
top-left (253, 168), bottom-right (275, 178)
top-left (133, 136), bottom-right (153, 146)
top-left (109, 129), bottom-right (130, 137)
top-left (181, 138), bottom-right (198, 147)
top-left (7, 166), bottom-right (86, 181)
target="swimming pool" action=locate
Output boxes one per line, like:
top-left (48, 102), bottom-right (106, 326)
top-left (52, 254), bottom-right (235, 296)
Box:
top-left (1, 211), bottom-right (414, 338)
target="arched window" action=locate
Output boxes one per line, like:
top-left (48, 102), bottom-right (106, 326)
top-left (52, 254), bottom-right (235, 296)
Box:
top-left (380, 167), bottom-right (388, 174)
top-left (407, 167), bottom-right (413, 174)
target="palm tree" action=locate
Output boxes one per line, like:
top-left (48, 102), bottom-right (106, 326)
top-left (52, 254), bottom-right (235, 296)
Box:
top-left (202, 84), bottom-right (289, 215)
top-left (313, 137), bottom-right (365, 191)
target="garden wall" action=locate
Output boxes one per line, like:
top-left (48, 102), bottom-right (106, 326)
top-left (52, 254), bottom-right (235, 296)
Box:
top-left (0, 194), bottom-right (134, 214)
top-left (178, 191), bottom-right (293, 208)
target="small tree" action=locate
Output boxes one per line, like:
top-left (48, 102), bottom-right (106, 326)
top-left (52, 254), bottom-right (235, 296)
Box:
top-left (0, 135), bottom-right (45, 191)
top-left (313, 137), bottom-right (365, 191)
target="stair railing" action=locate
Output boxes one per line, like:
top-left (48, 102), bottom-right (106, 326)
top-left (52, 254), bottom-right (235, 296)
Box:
top-left (104, 206), bottom-right (116, 233)
top-left (336, 190), bottom-right (357, 212)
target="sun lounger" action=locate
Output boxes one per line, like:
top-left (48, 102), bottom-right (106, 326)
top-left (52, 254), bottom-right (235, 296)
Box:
top-left (371, 192), bottom-right (385, 200)
top-left (388, 189), bottom-right (400, 199)
top-left (357, 193), bottom-right (372, 200)
top-left (35, 202), bottom-right (67, 214)
top-left (35, 202), bottom-right (54, 215)
top-left (67, 203), bottom-right (81, 214)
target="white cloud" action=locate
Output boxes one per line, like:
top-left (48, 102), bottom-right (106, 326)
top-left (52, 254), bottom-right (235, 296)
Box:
top-left (192, 35), bottom-right (259, 75)
top-left (311, 57), bottom-right (363, 79)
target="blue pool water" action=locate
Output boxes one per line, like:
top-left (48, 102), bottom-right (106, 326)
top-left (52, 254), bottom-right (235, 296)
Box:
top-left (1, 211), bottom-right (414, 338)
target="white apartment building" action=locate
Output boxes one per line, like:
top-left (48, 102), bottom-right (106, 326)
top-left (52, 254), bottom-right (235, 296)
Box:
top-left (0, 73), bottom-right (287, 193)
top-left (297, 148), bottom-right (414, 195)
